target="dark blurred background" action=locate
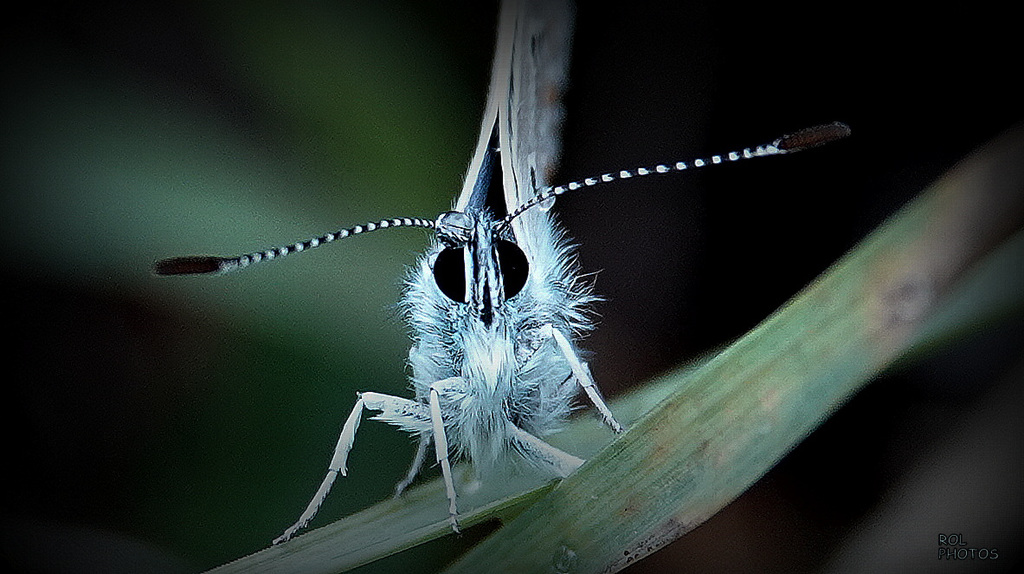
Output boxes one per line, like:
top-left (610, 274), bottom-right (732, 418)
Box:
top-left (2, 1), bottom-right (1020, 573)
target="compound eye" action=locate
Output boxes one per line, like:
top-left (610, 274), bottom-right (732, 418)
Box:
top-left (432, 247), bottom-right (466, 303)
top-left (496, 240), bottom-right (528, 299)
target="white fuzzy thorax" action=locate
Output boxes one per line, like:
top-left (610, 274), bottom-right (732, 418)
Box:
top-left (403, 207), bottom-right (598, 473)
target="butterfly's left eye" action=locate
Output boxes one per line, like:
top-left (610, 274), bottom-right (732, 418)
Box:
top-left (496, 240), bottom-right (528, 298)
top-left (432, 247), bottom-right (466, 303)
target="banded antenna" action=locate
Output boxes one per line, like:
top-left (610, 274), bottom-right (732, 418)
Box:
top-left (499, 122), bottom-right (850, 230)
top-left (154, 217), bottom-right (436, 275)
top-left (154, 122), bottom-right (849, 276)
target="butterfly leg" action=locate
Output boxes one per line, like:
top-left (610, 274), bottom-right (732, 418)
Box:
top-left (273, 391), bottom-right (432, 544)
top-left (510, 424), bottom-right (585, 478)
top-left (429, 381), bottom-right (461, 533)
top-left (542, 324), bottom-right (625, 433)
top-left (393, 434), bottom-right (429, 497)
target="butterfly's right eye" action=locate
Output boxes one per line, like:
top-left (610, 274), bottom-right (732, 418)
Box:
top-left (432, 247), bottom-right (466, 303)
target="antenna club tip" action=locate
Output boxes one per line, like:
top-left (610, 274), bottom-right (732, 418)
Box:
top-left (776, 121), bottom-right (851, 153)
top-left (153, 255), bottom-right (228, 275)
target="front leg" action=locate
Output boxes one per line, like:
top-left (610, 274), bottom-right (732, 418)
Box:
top-left (541, 324), bottom-right (625, 433)
top-left (429, 379), bottom-right (462, 533)
top-left (273, 391), bottom-right (432, 544)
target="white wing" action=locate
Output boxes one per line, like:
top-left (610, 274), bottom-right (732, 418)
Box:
top-left (455, 0), bottom-right (574, 257)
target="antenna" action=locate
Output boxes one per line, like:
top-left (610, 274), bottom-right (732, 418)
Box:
top-left (499, 122), bottom-right (850, 229)
top-left (154, 216), bottom-right (436, 275)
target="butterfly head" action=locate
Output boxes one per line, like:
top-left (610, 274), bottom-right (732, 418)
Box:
top-left (431, 210), bottom-right (529, 326)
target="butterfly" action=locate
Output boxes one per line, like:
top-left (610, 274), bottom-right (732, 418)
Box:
top-left (154, 0), bottom-right (848, 544)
